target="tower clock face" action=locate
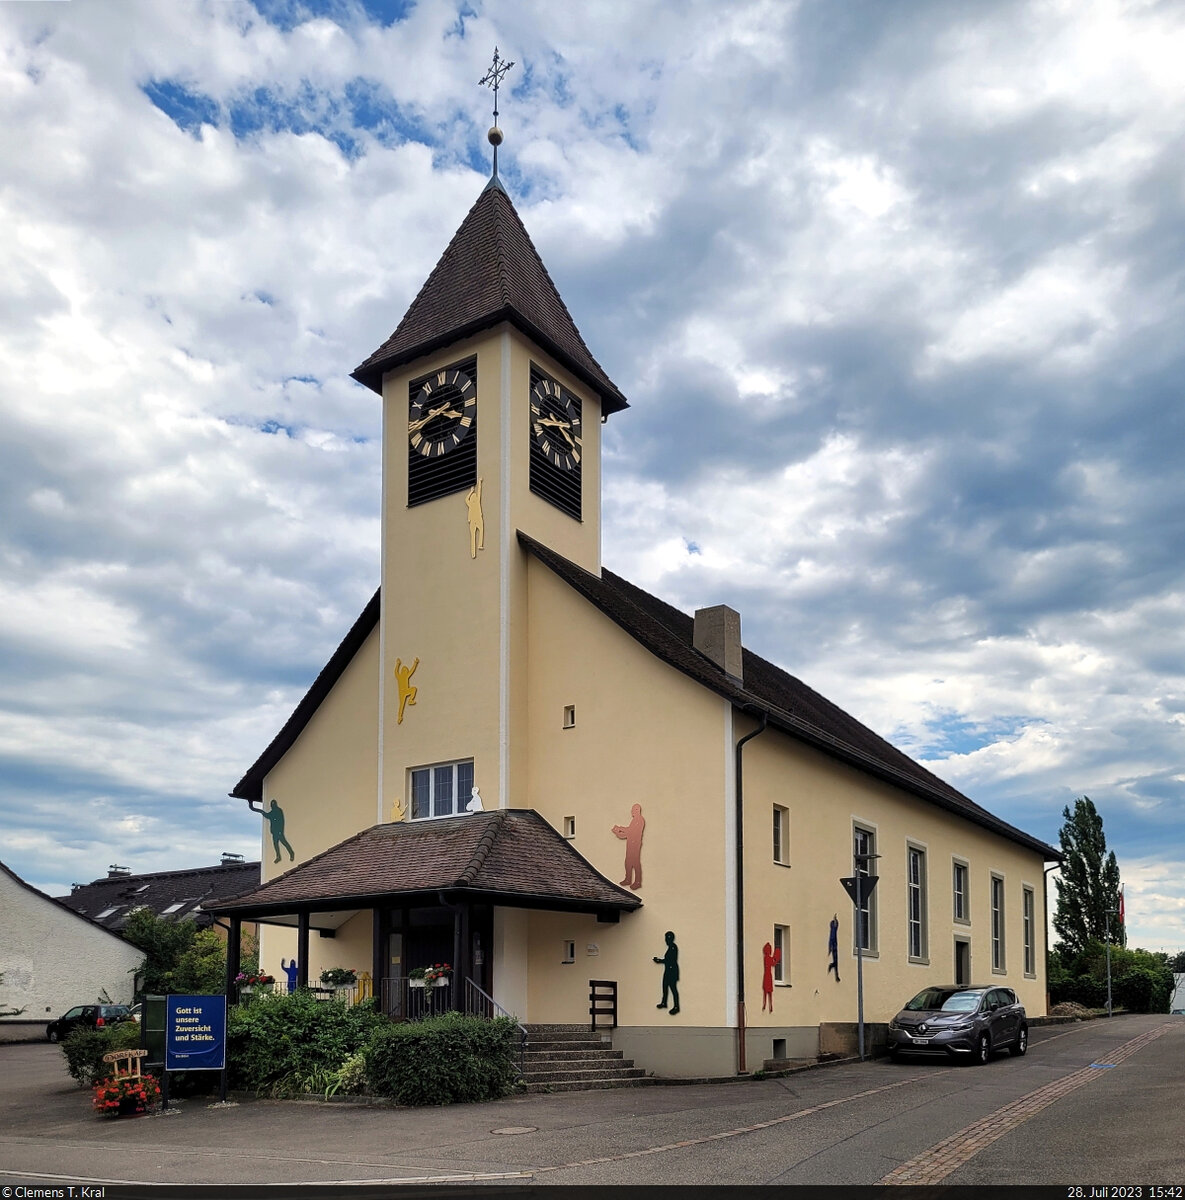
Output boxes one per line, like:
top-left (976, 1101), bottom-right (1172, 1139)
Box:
top-left (408, 368), bottom-right (477, 458)
top-left (530, 376), bottom-right (581, 471)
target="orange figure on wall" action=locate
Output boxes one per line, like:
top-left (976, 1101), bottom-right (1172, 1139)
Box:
top-left (611, 803), bottom-right (645, 890)
top-left (761, 941), bottom-right (782, 1012)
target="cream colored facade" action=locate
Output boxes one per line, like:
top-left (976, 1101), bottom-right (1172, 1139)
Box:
top-left (245, 183), bottom-right (1054, 1078)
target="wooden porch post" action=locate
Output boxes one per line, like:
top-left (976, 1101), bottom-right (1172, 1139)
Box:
top-left (297, 912), bottom-right (310, 988)
top-left (224, 916), bottom-right (242, 998)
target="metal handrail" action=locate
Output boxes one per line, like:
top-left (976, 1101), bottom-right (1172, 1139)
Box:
top-left (464, 978), bottom-right (528, 1077)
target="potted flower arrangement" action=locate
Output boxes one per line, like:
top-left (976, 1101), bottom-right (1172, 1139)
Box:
top-left (93, 1071), bottom-right (161, 1117)
top-left (319, 967), bottom-right (357, 987)
top-left (407, 967), bottom-right (428, 989)
top-left (424, 962), bottom-right (452, 987)
top-left (235, 971), bottom-right (274, 998)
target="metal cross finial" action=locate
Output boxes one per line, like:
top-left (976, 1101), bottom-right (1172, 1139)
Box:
top-left (479, 47), bottom-right (514, 179)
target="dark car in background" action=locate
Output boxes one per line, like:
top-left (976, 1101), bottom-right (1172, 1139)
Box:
top-left (887, 985), bottom-right (1027, 1064)
top-left (45, 1004), bottom-right (133, 1042)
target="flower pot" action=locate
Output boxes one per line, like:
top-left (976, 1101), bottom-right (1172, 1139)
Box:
top-left (239, 985), bottom-right (254, 998)
top-left (431, 978), bottom-right (449, 988)
top-left (409, 979), bottom-right (426, 989)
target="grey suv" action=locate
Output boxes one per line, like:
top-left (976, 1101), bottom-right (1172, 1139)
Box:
top-left (887, 985), bottom-right (1027, 1064)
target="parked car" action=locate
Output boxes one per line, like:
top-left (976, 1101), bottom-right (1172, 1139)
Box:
top-left (887, 985), bottom-right (1027, 1064)
top-left (45, 1004), bottom-right (133, 1043)
top-left (128, 1003), bottom-right (142, 1023)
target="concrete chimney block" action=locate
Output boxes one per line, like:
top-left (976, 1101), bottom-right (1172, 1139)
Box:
top-left (693, 604), bottom-right (743, 683)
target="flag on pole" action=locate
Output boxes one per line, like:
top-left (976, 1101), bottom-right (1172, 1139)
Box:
top-left (1118, 888), bottom-right (1125, 925)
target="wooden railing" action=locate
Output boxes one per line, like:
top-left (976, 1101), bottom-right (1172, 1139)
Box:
top-left (589, 979), bottom-right (618, 1031)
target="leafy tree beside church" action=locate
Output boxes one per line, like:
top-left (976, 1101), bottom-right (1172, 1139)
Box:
top-left (1053, 796), bottom-right (1124, 954)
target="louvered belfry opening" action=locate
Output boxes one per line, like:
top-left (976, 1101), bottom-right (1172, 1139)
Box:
top-left (528, 362), bottom-right (581, 521)
top-left (407, 357), bottom-right (478, 508)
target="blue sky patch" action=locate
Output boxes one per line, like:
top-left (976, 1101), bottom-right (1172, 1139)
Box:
top-left (142, 79), bottom-right (220, 136)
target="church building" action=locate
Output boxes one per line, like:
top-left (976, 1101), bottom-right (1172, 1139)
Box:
top-left (209, 136), bottom-right (1058, 1078)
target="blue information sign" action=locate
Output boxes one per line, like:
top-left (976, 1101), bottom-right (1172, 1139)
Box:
top-left (165, 994), bottom-right (227, 1071)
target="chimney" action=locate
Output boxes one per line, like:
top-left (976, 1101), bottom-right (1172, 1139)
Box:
top-left (219, 852), bottom-right (245, 866)
top-left (106, 865), bottom-right (131, 879)
top-left (693, 605), bottom-right (743, 684)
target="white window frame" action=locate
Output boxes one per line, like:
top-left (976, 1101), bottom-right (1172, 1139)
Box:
top-left (991, 873), bottom-right (1006, 973)
top-left (853, 823), bottom-right (878, 955)
top-left (409, 759), bottom-right (475, 820)
top-left (773, 804), bottom-right (790, 865)
top-left (773, 924), bottom-right (790, 984)
top-left (1022, 885), bottom-right (1036, 977)
top-left (907, 843), bottom-right (928, 963)
top-left (952, 858), bottom-right (970, 924)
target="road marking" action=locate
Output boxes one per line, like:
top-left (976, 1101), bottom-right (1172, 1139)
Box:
top-left (879, 1023), bottom-right (1174, 1185)
top-left (0, 1168), bottom-right (533, 1187)
top-left (534, 1068), bottom-right (954, 1176)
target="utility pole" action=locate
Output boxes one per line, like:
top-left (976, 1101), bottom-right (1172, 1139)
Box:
top-left (842, 851), bottom-right (880, 1061)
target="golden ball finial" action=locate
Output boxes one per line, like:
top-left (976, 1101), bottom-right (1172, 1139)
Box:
top-left (487, 125), bottom-right (504, 147)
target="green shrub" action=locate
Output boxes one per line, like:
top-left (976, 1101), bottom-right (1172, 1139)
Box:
top-left (364, 1012), bottom-right (521, 1106)
top-left (227, 989), bottom-right (388, 1095)
top-left (61, 1021), bottom-right (141, 1088)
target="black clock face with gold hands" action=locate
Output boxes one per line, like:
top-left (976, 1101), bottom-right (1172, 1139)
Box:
top-left (408, 368), bottom-right (477, 458)
top-left (530, 376), bottom-right (581, 471)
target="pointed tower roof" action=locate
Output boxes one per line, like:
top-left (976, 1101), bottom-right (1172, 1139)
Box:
top-left (352, 183), bottom-right (628, 414)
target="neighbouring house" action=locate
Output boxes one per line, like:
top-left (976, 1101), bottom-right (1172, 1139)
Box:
top-left (206, 158), bottom-right (1059, 1078)
top-left (0, 861), bottom-right (144, 1043)
top-left (58, 854), bottom-right (261, 942)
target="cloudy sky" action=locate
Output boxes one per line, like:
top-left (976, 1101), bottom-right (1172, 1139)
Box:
top-left (2, 0), bottom-right (1182, 953)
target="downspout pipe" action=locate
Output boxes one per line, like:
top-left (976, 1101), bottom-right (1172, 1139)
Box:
top-left (734, 709), bottom-right (768, 1075)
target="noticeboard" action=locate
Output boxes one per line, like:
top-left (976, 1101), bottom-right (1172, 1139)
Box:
top-left (165, 994), bottom-right (227, 1072)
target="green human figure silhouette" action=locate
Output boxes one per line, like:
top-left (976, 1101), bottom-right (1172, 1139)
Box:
top-left (653, 930), bottom-right (680, 1015)
top-left (250, 798), bottom-right (295, 864)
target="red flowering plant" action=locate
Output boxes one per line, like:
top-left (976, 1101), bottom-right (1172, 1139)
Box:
top-left (423, 963), bottom-right (452, 983)
top-left (234, 972), bottom-right (275, 986)
top-left (93, 1071), bottom-right (161, 1116)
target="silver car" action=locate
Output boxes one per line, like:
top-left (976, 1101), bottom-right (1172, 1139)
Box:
top-left (887, 985), bottom-right (1028, 1064)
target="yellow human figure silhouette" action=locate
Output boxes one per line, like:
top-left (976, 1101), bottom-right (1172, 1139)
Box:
top-left (395, 657), bottom-right (419, 724)
top-left (466, 477), bottom-right (484, 558)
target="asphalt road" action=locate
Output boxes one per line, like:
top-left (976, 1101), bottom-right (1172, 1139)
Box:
top-left (1, 1013), bottom-right (1181, 1188)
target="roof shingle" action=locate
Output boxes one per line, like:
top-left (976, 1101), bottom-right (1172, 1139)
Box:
top-left (351, 183), bottom-right (628, 414)
top-left (205, 810), bottom-right (641, 917)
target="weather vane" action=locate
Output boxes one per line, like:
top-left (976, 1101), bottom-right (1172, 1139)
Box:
top-left (479, 46), bottom-right (514, 178)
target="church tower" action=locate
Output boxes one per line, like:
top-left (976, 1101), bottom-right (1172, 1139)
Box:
top-left (351, 160), bottom-right (628, 826)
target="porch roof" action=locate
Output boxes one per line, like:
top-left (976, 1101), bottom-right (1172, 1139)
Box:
top-left (203, 809), bottom-right (641, 920)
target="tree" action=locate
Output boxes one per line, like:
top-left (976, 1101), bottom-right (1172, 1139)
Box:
top-left (1052, 796), bottom-right (1124, 956)
top-left (1170, 950), bottom-right (1185, 974)
top-left (121, 909), bottom-right (230, 995)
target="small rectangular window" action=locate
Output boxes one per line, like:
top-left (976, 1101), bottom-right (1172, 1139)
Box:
top-left (953, 860), bottom-right (969, 923)
top-left (1023, 886), bottom-right (1035, 976)
top-left (562, 941), bottom-right (575, 963)
top-left (773, 805), bottom-right (790, 864)
top-left (409, 759), bottom-right (474, 820)
top-left (773, 924), bottom-right (790, 984)
top-left (563, 816), bottom-right (576, 839)
top-left (991, 874), bottom-right (1006, 972)
top-left (563, 705), bottom-right (576, 729)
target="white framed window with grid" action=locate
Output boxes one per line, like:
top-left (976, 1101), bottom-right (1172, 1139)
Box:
top-left (773, 924), bottom-right (790, 984)
top-left (1022, 886), bottom-right (1036, 977)
top-left (409, 759), bottom-right (474, 820)
top-left (953, 858), bottom-right (969, 923)
top-left (853, 823), bottom-right (878, 954)
top-left (991, 873), bottom-right (1006, 972)
top-left (907, 844), bottom-right (928, 962)
top-left (773, 804), bottom-right (790, 865)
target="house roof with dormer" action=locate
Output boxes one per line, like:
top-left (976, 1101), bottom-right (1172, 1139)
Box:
top-left (351, 183), bottom-right (628, 415)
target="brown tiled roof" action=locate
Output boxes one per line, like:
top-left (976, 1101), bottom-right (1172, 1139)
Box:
top-left (56, 861), bottom-right (262, 931)
top-left (204, 810), bottom-right (642, 917)
top-left (519, 533), bottom-right (1059, 861)
top-left (231, 589), bottom-right (379, 803)
top-left (351, 182), bottom-right (628, 415)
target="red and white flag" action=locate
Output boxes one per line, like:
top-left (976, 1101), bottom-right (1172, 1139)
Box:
top-left (1118, 889), bottom-right (1125, 925)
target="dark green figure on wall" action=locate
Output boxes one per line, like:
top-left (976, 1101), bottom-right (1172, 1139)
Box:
top-left (250, 798), bottom-right (295, 864)
top-left (653, 930), bottom-right (680, 1016)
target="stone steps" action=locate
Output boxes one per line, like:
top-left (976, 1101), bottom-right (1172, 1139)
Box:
top-left (521, 1024), bottom-right (650, 1093)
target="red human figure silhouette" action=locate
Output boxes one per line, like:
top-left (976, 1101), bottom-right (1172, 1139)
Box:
top-left (611, 803), bottom-right (645, 890)
top-left (762, 941), bottom-right (782, 1011)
